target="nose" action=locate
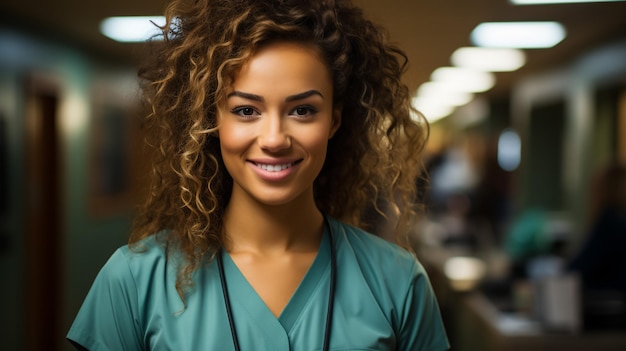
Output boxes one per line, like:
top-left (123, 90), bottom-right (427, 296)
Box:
top-left (257, 114), bottom-right (291, 152)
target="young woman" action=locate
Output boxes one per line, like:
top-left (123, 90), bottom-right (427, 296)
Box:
top-left (67, 0), bottom-right (449, 350)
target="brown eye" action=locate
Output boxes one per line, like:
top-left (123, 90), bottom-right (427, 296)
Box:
top-left (231, 106), bottom-right (259, 118)
top-left (290, 106), bottom-right (317, 118)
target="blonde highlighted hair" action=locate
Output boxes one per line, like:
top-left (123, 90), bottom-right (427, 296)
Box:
top-left (132, 0), bottom-right (429, 301)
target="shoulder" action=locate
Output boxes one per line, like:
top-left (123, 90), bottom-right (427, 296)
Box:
top-left (67, 235), bottom-right (173, 350)
top-left (327, 217), bottom-right (449, 350)
top-left (103, 233), bottom-right (164, 267)
top-left (96, 232), bottom-right (186, 311)
top-left (122, 232), bottom-right (180, 282)
top-left (96, 233), bottom-right (175, 292)
top-left (120, 233), bottom-right (169, 265)
top-left (329, 218), bottom-right (416, 265)
top-left (327, 216), bottom-right (427, 289)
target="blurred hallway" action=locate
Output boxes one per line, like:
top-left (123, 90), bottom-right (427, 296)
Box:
top-left (1, 0), bottom-right (626, 350)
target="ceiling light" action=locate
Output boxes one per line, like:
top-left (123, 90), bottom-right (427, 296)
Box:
top-left (451, 47), bottom-right (526, 72)
top-left (417, 82), bottom-right (474, 106)
top-left (431, 67), bottom-right (496, 93)
top-left (100, 16), bottom-right (166, 43)
top-left (411, 96), bottom-right (455, 123)
top-left (511, 0), bottom-right (625, 4)
top-left (471, 21), bottom-right (566, 48)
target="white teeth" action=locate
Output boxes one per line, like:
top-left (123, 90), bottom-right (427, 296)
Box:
top-left (257, 163), bottom-right (293, 172)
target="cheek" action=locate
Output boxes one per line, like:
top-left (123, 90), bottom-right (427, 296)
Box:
top-left (301, 130), bottom-right (331, 157)
top-left (218, 123), bottom-right (251, 153)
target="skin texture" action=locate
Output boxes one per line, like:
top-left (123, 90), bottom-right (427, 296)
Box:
top-left (217, 41), bottom-right (341, 316)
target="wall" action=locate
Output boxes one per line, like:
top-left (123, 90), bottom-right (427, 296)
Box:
top-left (0, 27), bottom-right (140, 350)
top-left (511, 37), bottom-right (626, 250)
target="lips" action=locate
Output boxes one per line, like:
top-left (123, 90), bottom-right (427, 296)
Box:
top-left (247, 159), bottom-right (303, 181)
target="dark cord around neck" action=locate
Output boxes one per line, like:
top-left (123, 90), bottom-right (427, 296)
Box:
top-left (217, 217), bottom-right (335, 351)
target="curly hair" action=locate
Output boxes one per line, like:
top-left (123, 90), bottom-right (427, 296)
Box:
top-left (132, 0), bottom-right (429, 302)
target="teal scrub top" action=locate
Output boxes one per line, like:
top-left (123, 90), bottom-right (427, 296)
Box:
top-left (67, 217), bottom-right (449, 350)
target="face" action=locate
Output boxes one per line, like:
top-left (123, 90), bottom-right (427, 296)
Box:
top-left (217, 41), bottom-right (341, 208)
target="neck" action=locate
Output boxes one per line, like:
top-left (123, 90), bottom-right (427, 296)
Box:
top-left (223, 191), bottom-right (324, 254)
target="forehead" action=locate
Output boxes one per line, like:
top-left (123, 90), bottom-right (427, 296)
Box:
top-left (229, 41), bottom-right (333, 95)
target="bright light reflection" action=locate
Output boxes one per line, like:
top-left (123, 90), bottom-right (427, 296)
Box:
top-left (451, 47), bottom-right (526, 72)
top-left (471, 22), bottom-right (566, 49)
top-left (100, 16), bottom-right (166, 43)
top-left (498, 129), bottom-right (521, 171)
top-left (431, 67), bottom-right (496, 93)
top-left (61, 90), bottom-right (88, 137)
top-left (412, 96), bottom-right (455, 123)
top-left (444, 257), bottom-right (486, 291)
top-left (417, 82), bottom-right (474, 107)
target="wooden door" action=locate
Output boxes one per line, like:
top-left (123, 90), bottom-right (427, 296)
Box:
top-left (23, 76), bottom-right (63, 351)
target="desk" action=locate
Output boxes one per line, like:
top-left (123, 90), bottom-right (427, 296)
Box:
top-left (453, 292), bottom-right (626, 351)
top-left (419, 246), bottom-right (626, 351)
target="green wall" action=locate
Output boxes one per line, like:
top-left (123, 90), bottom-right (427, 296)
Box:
top-left (0, 27), bottom-right (137, 350)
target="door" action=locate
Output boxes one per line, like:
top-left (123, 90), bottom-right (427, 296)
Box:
top-left (23, 76), bottom-right (63, 351)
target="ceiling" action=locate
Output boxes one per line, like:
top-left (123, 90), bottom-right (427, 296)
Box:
top-left (2, 0), bottom-right (626, 100)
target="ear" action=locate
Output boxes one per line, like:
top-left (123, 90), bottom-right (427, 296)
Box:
top-left (329, 105), bottom-right (342, 139)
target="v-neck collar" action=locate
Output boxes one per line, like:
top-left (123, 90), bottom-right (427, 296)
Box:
top-left (220, 226), bottom-right (331, 334)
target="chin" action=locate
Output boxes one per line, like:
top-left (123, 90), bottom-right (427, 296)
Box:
top-left (251, 189), bottom-right (310, 208)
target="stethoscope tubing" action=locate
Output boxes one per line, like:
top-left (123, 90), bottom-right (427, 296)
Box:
top-left (217, 216), bottom-right (336, 351)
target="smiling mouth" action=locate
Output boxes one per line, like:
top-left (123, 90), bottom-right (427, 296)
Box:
top-left (253, 160), bottom-right (302, 172)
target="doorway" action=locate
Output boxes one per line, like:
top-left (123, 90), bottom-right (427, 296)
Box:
top-left (23, 75), bottom-right (63, 351)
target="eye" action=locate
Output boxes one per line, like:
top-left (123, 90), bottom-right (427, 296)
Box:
top-left (231, 106), bottom-right (259, 118)
top-left (290, 106), bottom-right (317, 118)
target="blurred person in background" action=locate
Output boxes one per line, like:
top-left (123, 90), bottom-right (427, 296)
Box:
top-left (567, 160), bottom-right (626, 331)
top-left (568, 161), bottom-right (626, 293)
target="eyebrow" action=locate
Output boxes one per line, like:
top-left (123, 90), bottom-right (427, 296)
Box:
top-left (285, 90), bottom-right (324, 102)
top-left (226, 90), bottom-right (324, 103)
top-left (227, 91), bottom-right (264, 102)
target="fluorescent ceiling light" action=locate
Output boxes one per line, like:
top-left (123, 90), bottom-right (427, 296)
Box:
top-left (100, 16), bottom-right (166, 43)
top-left (451, 47), bottom-right (526, 72)
top-left (511, 0), bottom-right (625, 4)
top-left (431, 67), bottom-right (496, 93)
top-left (471, 21), bottom-right (566, 48)
top-left (417, 82), bottom-right (474, 106)
top-left (412, 96), bottom-right (455, 123)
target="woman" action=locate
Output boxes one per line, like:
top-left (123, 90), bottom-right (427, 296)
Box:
top-left (67, 0), bottom-right (449, 350)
